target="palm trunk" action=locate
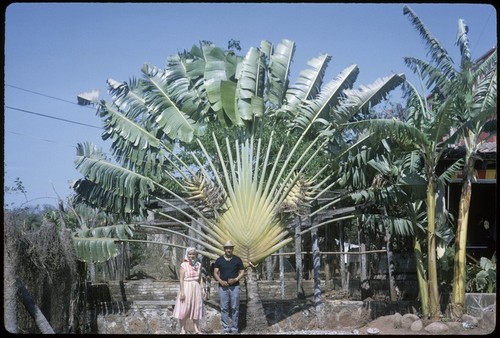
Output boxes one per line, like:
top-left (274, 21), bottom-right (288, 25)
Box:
top-left (311, 228), bottom-right (324, 328)
top-left (279, 248), bottom-right (285, 298)
top-left (311, 228), bottom-right (322, 306)
top-left (325, 222), bottom-right (333, 291)
top-left (427, 180), bottom-right (441, 319)
top-left (451, 158), bottom-right (474, 319)
top-left (385, 226), bottom-right (397, 301)
top-left (244, 267), bottom-right (267, 332)
top-left (414, 237), bottom-right (429, 317)
top-left (265, 256), bottom-right (273, 280)
top-left (295, 217), bottom-right (305, 299)
top-left (339, 221), bottom-right (347, 290)
top-left (358, 220), bottom-right (367, 295)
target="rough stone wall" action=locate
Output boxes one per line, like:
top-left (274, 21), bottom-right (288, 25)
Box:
top-left (86, 280), bottom-right (379, 334)
top-left (88, 280), bottom-right (496, 334)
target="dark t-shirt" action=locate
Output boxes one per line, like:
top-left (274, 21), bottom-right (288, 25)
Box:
top-left (214, 255), bottom-right (244, 286)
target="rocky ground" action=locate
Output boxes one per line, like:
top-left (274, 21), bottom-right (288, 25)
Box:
top-left (207, 313), bottom-right (496, 335)
top-left (353, 313), bottom-right (494, 335)
top-left (195, 297), bottom-right (496, 336)
top-left (194, 307), bottom-right (495, 336)
top-left (130, 259), bottom-right (495, 336)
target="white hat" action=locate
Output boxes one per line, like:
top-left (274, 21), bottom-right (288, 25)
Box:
top-left (223, 240), bottom-right (235, 248)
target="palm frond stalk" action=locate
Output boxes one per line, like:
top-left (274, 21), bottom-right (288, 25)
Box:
top-left (73, 38), bottom-right (405, 331)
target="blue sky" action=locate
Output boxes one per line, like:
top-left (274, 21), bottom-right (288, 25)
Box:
top-left (4, 3), bottom-right (497, 207)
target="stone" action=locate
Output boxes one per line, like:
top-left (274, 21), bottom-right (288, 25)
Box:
top-left (424, 321), bottom-right (449, 334)
top-left (409, 319), bottom-right (423, 332)
top-left (401, 313), bottom-right (420, 329)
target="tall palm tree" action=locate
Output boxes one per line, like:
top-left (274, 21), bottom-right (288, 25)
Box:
top-left (402, 5), bottom-right (497, 320)
top-left (72, 39), bottom-right (404, 331)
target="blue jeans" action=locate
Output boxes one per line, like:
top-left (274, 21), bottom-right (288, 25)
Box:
top-left (218, 285), bottom-right (240, 333)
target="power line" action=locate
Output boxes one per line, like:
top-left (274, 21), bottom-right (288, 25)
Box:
top-left (5, 105), bottom-right (102, 129)
top-left (5, 83), bottom-right (97, 109)
top-left (5, 130), bottom-right (78, 148)
top-left (471, 7), bottom-right (495, 56)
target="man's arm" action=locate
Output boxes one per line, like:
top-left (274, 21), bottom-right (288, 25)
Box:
top-left (235, 268), bottom-right (245, 282)
top-left (214, 266), bottom-right (229, 286)
top-left (228, 260), bottom-right (245, 285)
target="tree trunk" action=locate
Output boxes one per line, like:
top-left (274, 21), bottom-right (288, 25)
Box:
top-left (89, 263), bottom-right (96, 283)
top-left (265, 256), bottom-right (273, 280)
top-left (325, 222), bottom-right (332, 291)
top-left (311, 228), bottom-right (322, 306)
top-left (385, 226), bottom-right (397, 301)
top-left (451, 158), bottom-right (474, 320)
top-left (279, 248), bottom-right (285, 298)
top-left (359, 221), bottom-right (369, 300)
top-left (16, 279), bottom-right (55, 334)
top-left (244, 267), bottom-right (267, 332)
top-left (124, 241), bottom-right (131, 279)
top-left (427, 180), bottom-right (441, 319)
top-left (339, 221), bottom-right (347, 290)
top-left (312, 228), bottom-right (325, 329)
top-left (295, 217), bottom-right (305, 299)
top-left (414, 237), bottom-right (429, 317)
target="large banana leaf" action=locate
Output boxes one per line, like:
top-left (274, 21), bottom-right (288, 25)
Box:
top-left (74, 237), bottom-right (119, 263)
top-left (74, 38), bottom-right (406, 265)
top-left (141, 63), bottom-right (203, 143)
top-left (285, 54), bottom-right (332, 106)
top-left (267, 39), bottom-right (295, 106)
top-left (294, 64), bottom-right (359, 132)
top-left (338, 73), bottom-right (406, 122)
top-left (236, 47), bottom-right (265, 121)
top-left (403, 5), bottom-right (456, 79)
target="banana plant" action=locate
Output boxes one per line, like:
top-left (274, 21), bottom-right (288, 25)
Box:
top-left (402, 5), bottom-right (497, 320)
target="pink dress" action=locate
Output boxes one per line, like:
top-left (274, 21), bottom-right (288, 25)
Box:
top-left (173, 260), bottom-right (204, 320)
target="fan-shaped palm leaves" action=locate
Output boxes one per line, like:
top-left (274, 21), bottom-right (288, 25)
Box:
top-left (72, 38), bottom-right (406, 332)
top-left (73, 39), bottom-right (404, 269)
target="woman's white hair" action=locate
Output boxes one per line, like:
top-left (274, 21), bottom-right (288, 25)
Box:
top-left (184, 247), bottom-right (197, 261)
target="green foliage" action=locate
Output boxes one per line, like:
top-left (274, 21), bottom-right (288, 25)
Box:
top-left (72, 38), bottom-right (405, 266)
top-left (436, 244), bottom-right (455, 295)
top-left (179, 120), bottom-right (331, 187)
top-left (466, 256), bottom-right (497, 293)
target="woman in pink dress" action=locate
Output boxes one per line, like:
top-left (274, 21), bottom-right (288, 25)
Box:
top-left (173, 247), bottom-right (206, 334)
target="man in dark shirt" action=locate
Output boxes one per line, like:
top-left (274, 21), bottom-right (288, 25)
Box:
top-left (213, 241), bottom-right (245, 334)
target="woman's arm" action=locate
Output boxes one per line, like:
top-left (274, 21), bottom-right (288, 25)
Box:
top-left (178, 266), bottom-right (186, 300)
top-left (198, 267), bottom-right (206, 299)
